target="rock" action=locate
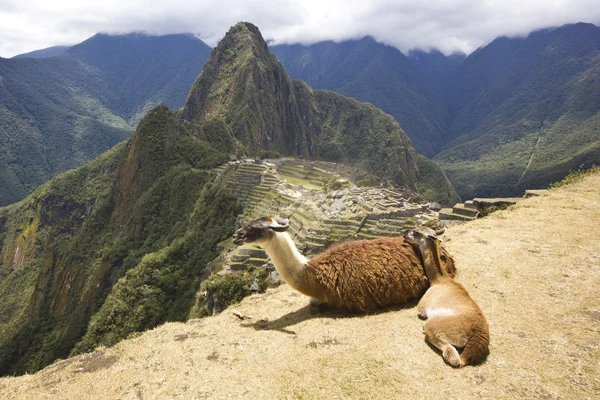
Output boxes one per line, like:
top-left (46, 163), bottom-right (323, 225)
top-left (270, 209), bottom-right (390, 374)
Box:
top-left (270, 270), bottom-right (282, 281)
top-left (428, 202), bottom-right (442, 211)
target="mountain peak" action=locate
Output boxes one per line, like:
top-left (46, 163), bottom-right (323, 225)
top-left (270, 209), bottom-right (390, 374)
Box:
top-left (229, 22), bottom-right (268, 47)
top-left (181, 22), bottom-right (314, 156)
top-left (181, 23), bottom-right (423, 188)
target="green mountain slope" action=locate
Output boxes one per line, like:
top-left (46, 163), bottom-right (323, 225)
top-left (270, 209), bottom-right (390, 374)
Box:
top-left (0, 55), bottom-right (131, 205)
top-left (0, 33), bottom-right (211, 206)
top-left (0, 22), bottom-right (457, 377)
top-left (435, 23), bottom-right (600, 198)
top-left (0, 105), bottom-right (238, 376)
top-left (270, 38), bottom-right (451, 157)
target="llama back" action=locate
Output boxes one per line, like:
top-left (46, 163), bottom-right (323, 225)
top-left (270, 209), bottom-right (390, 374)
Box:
top-left (306, 237), bottom-right (456, 313)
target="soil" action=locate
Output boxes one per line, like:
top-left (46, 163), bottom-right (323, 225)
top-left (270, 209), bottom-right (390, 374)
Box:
top-left (1, 172), bottom-right (599, 399)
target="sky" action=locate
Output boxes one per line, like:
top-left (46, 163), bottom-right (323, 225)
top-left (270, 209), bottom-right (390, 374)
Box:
top-left (1, 0), bottom-right (600, 58)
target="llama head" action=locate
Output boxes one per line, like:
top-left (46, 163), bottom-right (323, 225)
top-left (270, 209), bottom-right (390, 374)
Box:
top-left (233, 216), bottom-right (290, 246)
top-left (404, 226), bottom-right (441, 247)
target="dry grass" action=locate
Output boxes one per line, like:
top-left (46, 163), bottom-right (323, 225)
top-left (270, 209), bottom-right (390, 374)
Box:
top-left (2, 173), bottom-right (600, 399)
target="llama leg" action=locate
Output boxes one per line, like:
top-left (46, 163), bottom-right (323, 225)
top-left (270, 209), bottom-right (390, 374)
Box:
top-left (423, 321), bottom-right (462, 368)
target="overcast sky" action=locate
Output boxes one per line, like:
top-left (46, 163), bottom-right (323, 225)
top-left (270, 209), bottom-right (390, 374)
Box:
top-left (1, 0), bottom-right (599, 58)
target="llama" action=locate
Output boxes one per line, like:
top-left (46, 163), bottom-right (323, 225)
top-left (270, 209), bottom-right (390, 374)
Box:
top-left (232, 216), bottom-right (456, 313)
top-left (404, 228), bottom-right (489, 367)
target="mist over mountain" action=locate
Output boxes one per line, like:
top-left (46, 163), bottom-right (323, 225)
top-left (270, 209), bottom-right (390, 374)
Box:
top-left (0, 33), bottom-right (211, 206)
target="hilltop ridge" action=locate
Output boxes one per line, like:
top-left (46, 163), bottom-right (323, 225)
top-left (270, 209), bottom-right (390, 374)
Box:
top-left (1, 170), bottom-right (598, 399)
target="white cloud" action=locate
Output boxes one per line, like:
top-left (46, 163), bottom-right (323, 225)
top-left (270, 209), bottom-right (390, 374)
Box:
top-left (1, 0), bottom-right (599, 58)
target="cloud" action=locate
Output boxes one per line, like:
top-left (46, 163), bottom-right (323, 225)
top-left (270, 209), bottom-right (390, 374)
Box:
top-left (1, 0), bottom-right (599, 58)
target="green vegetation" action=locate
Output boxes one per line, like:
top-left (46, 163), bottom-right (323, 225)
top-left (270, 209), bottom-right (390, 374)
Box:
top-left (549, 165), bottom-right (600, 188)
top-left (0, 33), bottom-right (211, 206)
top-left (415, 155), bottom-right (461, 206)
top-left (191, 261), bottom-right (273, 318)
top-left (314, 90), bottom-right (419, 188)
top-left (0, 103), bottom-right (239, 375)
top-left (74, 185), bottom-right (241, 352)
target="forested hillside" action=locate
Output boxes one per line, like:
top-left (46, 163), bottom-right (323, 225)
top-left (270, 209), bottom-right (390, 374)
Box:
top-left (437, 22), bottom-right (600, 198)
top-left (0, 33), bottom-right (211, 206)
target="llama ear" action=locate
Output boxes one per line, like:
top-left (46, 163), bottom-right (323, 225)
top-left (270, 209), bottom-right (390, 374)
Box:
top-left (269, 218), bottom-right (289, 232)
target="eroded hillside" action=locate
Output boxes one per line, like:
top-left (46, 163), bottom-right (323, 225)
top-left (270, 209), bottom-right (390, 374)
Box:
top-left (2, 168), bottom-right (598, 400)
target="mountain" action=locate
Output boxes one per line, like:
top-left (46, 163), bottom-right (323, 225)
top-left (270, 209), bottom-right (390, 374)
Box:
top-left (436, 22), bottom-right (600, 198)
top-left (407, 49), bottom-right (465, 90)
top-left (0, 33), bottom-right (211, 206)
top-left (184, 24), bottom-right (431, 189)
top-left (0, 22), bottom-right (457, 376)
top-left (269, 37), bottom-right (450, 157)
top-left (272, 23), bottom-right (600, 199)
top-left (68, 33), bottom-right (212, 123)
top-left (13, 46), bottom-right (70, 59)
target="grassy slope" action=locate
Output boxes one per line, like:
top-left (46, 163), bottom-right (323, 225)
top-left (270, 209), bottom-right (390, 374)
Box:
top-left (2, 170), bottom-right (598, 399)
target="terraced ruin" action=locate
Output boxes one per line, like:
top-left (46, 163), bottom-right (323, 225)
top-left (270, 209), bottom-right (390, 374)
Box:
top-left (213, 158), bottom-right (441, 277)
top-left (439, 189), bottom-right (548, 221)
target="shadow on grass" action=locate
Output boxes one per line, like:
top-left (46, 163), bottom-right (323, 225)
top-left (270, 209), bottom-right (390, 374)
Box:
top-left (240, 299), bottom-right (419, 335)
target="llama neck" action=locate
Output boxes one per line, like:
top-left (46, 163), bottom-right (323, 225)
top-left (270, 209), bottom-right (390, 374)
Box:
top-left (263, 232), bottom-right (309, 288)
top-left (420, 241), bottom-right (445, 283)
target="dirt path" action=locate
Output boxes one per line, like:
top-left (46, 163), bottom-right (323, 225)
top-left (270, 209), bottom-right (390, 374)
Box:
top-left (1, 173), bottom-right (599, 399)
